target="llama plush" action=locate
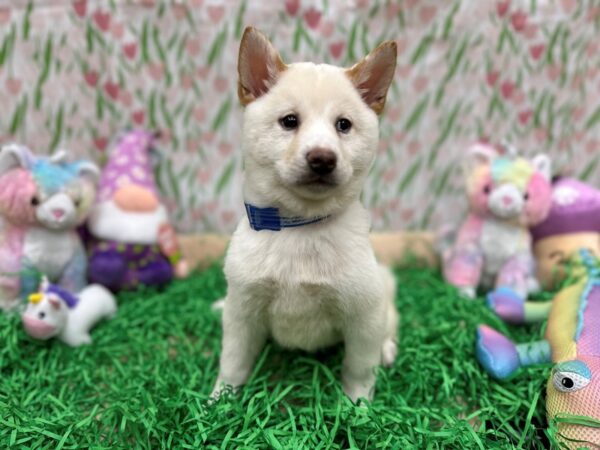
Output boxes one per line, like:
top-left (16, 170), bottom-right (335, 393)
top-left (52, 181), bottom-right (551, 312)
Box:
top-left (22, 277), bottom-right (116, 346)
top-left (442, 143), bottom-right (553, 298)
top-left (87, 130), bottom-right (188, 291)
top-left (0, 144), bottom-right (99, 310)
top-left (476, 249), bottom-right (600, 448)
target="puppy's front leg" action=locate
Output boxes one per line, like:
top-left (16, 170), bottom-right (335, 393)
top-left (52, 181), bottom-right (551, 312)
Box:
top-left (341, 309), bottom-right (386, 403)
top-left (212, 294), bottom-right (267, 398)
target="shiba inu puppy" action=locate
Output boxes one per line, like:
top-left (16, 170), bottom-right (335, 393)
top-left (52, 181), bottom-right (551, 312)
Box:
top-left (213, 27), bottom-right (399, 402)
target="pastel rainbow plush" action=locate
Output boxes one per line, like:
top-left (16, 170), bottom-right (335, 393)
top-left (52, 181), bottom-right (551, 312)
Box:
top-left (442, 142), bottom-right (552, 299)
top-left (476, 249), bottom-right (600, 448)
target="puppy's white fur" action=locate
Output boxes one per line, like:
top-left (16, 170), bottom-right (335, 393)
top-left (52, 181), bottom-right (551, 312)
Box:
top-left (213, 28), bottom-right (399, 402)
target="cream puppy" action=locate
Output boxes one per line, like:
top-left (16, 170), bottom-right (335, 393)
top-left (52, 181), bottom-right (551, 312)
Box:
top-left (213, 27), bottom-right (399, 402)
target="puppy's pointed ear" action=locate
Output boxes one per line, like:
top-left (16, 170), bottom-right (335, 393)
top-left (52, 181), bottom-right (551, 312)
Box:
top-left (346, 41), bottom-right (397, 114)
top-left (238, 27), bottom-right (287, 106)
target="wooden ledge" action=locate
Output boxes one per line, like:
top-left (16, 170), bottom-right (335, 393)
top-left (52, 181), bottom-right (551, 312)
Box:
top-left (178, 232), bottom-right (438, 271)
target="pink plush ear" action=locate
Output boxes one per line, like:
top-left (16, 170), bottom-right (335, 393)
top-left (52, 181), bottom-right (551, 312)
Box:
top-left (237, 27), bottom-right (287, 106)
top-left (345, 41), bottom-right (397, 114)
top-left (464, 143), bottom-right (498, 173)
top-left (0, 144), bottom-right (32, 176)
top-left (531, 153), bottom-right (551, 181)
top-left (48, 298), bottom-right (61, 310)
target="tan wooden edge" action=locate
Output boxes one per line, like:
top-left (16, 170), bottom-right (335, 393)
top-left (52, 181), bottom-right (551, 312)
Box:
top-left (178, 232), bottom-right (439, 271)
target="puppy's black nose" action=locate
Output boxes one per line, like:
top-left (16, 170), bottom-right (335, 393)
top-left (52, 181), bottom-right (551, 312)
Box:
top-left (306, 149), bottom-right (337, 175)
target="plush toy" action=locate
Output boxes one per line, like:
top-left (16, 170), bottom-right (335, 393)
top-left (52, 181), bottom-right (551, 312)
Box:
top-left (476, 249), bottom-right (600, 449)
top-left (87, 130), bottom-right (188, 291)
top-left (442, 143), bottom-right (553, 298)
top-left (489, 178), bottom-right (600, 324)
top-left (22, 276), bottom-right (116, 346)
top-left (0, 144), bottom-right (99, 310)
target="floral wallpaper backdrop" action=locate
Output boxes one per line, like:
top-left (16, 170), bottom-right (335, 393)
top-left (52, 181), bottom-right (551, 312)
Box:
top-left (0, 0), bottom-right (599, 232)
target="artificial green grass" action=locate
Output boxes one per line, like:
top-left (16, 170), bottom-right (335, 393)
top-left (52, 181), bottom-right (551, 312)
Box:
top-left (0, 264), bottom-right (558, 449)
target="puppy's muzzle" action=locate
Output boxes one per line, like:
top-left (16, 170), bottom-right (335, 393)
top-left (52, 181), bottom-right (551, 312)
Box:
top-left (306, 148), bottom-right (337, 176)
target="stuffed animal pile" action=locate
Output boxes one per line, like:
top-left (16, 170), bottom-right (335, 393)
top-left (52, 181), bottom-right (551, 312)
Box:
top-left (0, 131), bottom-right (189, 346)
top-left (0, 144), bottom-right (98, 310)
top-left (476, 177), bottom-right (600, 448)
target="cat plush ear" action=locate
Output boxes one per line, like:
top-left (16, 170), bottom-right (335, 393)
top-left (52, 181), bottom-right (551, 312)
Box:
top-left (531, 154), bottom-right (551, 181)
top-left (463, 143), bottom-right (498, 174)
top-left (237, 27), bottom-right (287, 106)
top-left (0, 144), bottom-right (33, 176)
top-left (345, 41), bottom-right (397, 114)
top-left (78, 162), bottom-right (100, 183)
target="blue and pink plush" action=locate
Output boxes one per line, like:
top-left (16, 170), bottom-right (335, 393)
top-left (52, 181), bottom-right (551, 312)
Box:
top-left (442, 143), bottom-right (553, 299)
top-left (87, 130), bottom-right (188, 291)
top-left (0, 144), bottom-right (99, 310)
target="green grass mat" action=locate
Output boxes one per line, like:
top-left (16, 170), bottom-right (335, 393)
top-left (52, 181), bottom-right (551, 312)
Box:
top-left (0, 265), bottom-right (557, 449)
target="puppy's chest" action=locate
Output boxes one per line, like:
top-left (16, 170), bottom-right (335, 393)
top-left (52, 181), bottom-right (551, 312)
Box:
top-left (255, 280), bottom-right (342, 351)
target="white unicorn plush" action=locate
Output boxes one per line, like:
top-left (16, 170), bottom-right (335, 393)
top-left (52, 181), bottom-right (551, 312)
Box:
top-left (21, 277), bottom-right (117, 346)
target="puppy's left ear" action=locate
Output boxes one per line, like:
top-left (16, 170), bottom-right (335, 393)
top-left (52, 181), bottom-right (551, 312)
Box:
top-left (238, 27), bottom-right (287, 106)
top-left (346, 41), bottom-right (397, 115)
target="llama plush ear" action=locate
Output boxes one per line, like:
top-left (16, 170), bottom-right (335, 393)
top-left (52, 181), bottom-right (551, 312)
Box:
top-left (532, 153), bottom-right (551, 181)
top-left (237, 27), bottom-right (287, 106)
top-left (345, 41), bottom-right (397, 114)
top-left (0, 144), bottom-right (33, 176)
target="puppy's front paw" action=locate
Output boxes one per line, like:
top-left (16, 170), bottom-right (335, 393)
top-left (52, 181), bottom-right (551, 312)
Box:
top-left (381, 338), bottom-right (397, 367)
top-left (342, 375), bottom-right (375, 403)
top-left (458, 286), bottom-right (476, 299)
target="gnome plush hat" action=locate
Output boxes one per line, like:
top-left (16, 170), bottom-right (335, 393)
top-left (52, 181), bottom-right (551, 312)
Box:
top-left (89, 129), bottom-right (168, 245)
top-left (530, 178), bottom-right (600, 242)
top-left (97, 129), bottom-right (160, 212)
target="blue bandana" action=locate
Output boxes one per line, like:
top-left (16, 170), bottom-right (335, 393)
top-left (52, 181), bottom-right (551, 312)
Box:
top-left (245, 203), bottom-right (330, 231)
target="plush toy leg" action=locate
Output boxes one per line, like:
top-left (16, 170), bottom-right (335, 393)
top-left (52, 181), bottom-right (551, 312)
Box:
top-left (487, 288), bottom-right (553, 324)
top-left (443, 248), bottom-right (483, 299)
top-left (476, 325), bottom-right (551, 379)
top-left (58, 243), bottom-right (88, 292)
top-left (131, 257), bottom-right (173, 288)
top-left (495, 254), bottom-right (536, 298)
top-left (88, 249), bottom-right (127, 291)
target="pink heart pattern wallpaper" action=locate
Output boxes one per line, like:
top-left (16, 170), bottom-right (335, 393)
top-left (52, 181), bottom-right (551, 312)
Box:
top-left (0, 0), bottom-right (598, 232)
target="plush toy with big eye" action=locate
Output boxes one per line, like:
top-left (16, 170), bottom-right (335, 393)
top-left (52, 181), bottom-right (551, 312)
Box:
top-left (476, 249), bottom-right (600, 448)
top-left (0, 144), bottom-right (99, 311)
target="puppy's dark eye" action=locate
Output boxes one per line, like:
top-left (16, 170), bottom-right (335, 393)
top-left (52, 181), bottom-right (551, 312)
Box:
top-left (279, 114), bottom-right (299, 131)
top-left (483, 185), bottom-right (491, 194)
top-left (31, 196), bottom-right (40, 206)
top-left (38, 311), bottom-right (45, 319)
top-left (335, 118), bottom-right (352, 134)
top-left (523, 192), bottom-right (529, 201)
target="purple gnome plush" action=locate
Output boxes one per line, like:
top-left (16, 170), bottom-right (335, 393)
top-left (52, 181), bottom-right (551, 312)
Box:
top-left (87, 130), bottom-right (188, 291)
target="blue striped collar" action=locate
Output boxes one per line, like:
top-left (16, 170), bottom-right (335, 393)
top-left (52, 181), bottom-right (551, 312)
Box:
top-left (244, 203), bottom-right (330, 231)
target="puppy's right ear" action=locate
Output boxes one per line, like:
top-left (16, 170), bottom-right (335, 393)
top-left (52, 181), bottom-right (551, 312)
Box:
top-left (238, 27), bottom-right (287, 106)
